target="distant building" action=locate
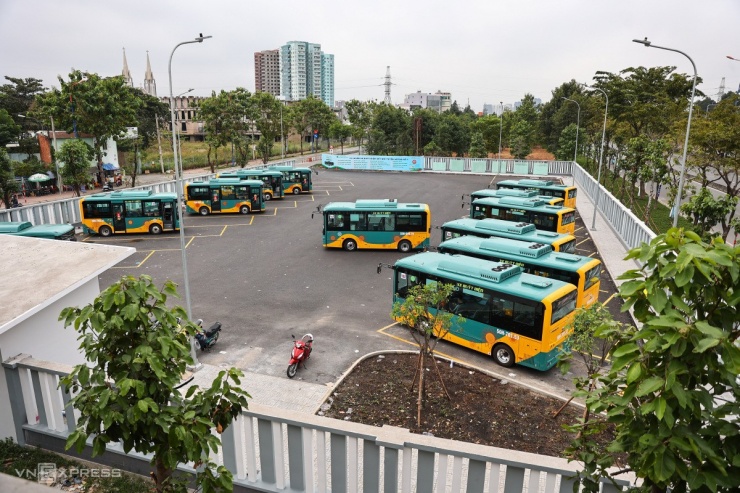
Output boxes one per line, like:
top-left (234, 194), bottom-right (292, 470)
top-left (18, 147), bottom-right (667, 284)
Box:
top-left (482, 103), bottom-right (494, 116)
top-left (160, 95), bottom-right (207, 142)
top-left (254, 49), bottom-right (281, 96)
top-left (402, 90), bottom-right (452, 113)
top-left (278, 41), bottom-right (334, 107)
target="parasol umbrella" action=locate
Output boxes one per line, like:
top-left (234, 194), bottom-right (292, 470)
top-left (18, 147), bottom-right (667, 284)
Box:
top-left (28, 173), bottom-right (52, 182)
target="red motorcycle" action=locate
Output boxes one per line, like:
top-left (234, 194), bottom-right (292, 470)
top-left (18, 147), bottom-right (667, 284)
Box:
top-left (287, 333), bottom-right (313, 378)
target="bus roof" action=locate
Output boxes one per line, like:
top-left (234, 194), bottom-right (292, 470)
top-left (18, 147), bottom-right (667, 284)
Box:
top-left (442, 218), bottom-right (576, 243)
top-left (472, 189), bottom-right (562, 203)
top-left (219, 170), bottom-right (282, 178)
top-left (324, 200), bottom-right (428, 212)
top-left (83, 190), bottom-right (177, 200)
top-left (497, 179), bottom-right (571, 191)
top-left (189, 178), bottom-right (263, 186)
top-left (473, 196), bottom-right (574, 213)
top-left (443, 217), bottom-right (536, 234)
top-left (267, 166), bottom-right (312, 172)
top-left (439, 236), bottom-right (598, 270)
top-left (395, 252), bottom-right (574, 300)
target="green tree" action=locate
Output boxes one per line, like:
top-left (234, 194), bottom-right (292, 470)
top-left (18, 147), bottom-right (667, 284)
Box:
top-left (0, 76), bottom-right (46, 119)
top-left (117, 89), bottom-right (169, 186)
top-left (422, 140), bottom-right (441, 156)
top-left (288, 96), bottom-right (334, 156)
top-left (199, 90), bottom-right (233, 172)
top-left (59, 275), bottom-right (250, 493)
top-left (0, 109), bottom-right (21, 147)
top-left (538, 80), bottom-right (583, 153)
top-left (469, 114), bottom-right (501, 156)
top-left (510, 120), bottom-right (533, 159)
top-left (468, 131), bottom-right (486, 158)
top-left (576, 229), bottom-right (740, 492)
top-left (435, 113), bottom-right (469, 156)
top-left (411, 108), bottom-right (440, 154)
top-left (250, 92), bottom-right (282, 163)
top-left (328, 121), bottom-right (352, 153)
top-left (368, 104), bottom-right (411, 155)
top-left (0, 149), bottom-right (20, 209)
top-left (35, 70), bottom-right (141, 183)
top-left (57, 139), bottom-right (94, 197)
top-left (555, 123), bottom-right (579, 161)
top-left (689, 94), bottom-right (740, 240)
top-left (345, 99), bottom-right (374, 153)
top-left (391, 282), bottom-right (458, 427)
top-left (12, 155), bottom-right (45, 181)
top-left (449, 100), bottom-right (461, 115)
top-left (680, 188), bottom-right (738, 240)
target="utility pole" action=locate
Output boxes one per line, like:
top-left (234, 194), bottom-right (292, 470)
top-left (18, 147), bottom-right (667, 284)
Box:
top-left (383, 66), bottom-right (392, 105)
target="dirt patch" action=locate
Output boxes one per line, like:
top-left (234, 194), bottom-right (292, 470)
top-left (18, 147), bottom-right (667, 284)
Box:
top-left (323, 352), bottom-right (609, 458)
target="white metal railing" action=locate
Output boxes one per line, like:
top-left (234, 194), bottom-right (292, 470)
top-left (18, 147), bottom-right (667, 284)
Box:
top-left (3, 354), bottom-right (634, 493)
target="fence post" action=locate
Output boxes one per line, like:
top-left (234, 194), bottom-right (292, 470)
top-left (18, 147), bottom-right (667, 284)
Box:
top-left (2, 353), bottom-right (32, 446)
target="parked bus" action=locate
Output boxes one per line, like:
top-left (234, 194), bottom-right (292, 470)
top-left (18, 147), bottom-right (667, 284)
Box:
top-left (184, 178), bottom-right (265, 215)
top-left (441, 218), bottom-right (577, 253)
top-left (438, 236), bottom-right (601, 308)
top-left (217, 170), bottom-right (284, 200)
top-left (393, 252), bottom-right (577, 370)
top-left (322, 199), bottom-right (431, 252)
top-left (471, 196), bottom-right (576, 235)
top-left (267, 166), bottom-right (313, 195)
top-left (79, 190), bottom-right (179, 237)
top-left (496, 179), bottom-right (577, 208)
top-left (470, 188), bottom-right (564, 206)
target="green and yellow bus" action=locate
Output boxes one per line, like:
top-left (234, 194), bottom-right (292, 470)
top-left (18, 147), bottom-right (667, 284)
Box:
top-left (438, 235), bottom-right (601, 308)
top-left (322, 199), bottom-right (431, 252)
top-left (441, 218), bottom-right (577, 253)
top-left (184, 178), bottom-right (265, 215)
top-left (267, 166), bottom-right (313, 195)
top-left (496, 179), bottom-right (577, 208)
top-left (471, 196), bottom-right (576, 235)
top-left (470, 188), bottom-right (564, 206)
top-left (217, 170), bottom-right (284, 200)
top-left (393, 252), bottom-right (577, 370)
top-left (79, 190), bottom-right (179, 237)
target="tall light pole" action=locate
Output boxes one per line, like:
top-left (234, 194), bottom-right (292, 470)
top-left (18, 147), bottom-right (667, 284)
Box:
top-left (279, 96), bottom-right (286, 159)
top-left (498, 101), bottom-right (503, 158)
top-left (584, 85), bottom-right (608, 231)
top-left (634, 38), bottom-right (697, 227)
top-left (168, 33), bottom-right (211, 341)
top-left (561, 97), bottom-right (580, 186)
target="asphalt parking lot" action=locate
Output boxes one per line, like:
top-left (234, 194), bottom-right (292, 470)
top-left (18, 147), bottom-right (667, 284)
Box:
top-left (86, 170), bottom-right (625, 396)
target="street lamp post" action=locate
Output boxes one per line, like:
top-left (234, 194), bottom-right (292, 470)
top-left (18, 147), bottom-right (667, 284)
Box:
top-left (634, 38), bottom-right (697, 228)
top-left (168, 34), bottom-right (211, 367)
top-left (584, 85), bottom-right (608, 231)
top-left (279, 96), bottom-right (285, 159)
top-left (561, 97), bottom-right (580, 186)
top-left (498, 101), bottom-right (503, 158)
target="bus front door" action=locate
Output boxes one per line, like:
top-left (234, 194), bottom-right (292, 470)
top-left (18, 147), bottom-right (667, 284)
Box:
top-left (162, 202), bottom-right (174, 231)
top-left (211, 189), bottom-right (221, 213)
top-left (113, 204), bottom-right (126, 233)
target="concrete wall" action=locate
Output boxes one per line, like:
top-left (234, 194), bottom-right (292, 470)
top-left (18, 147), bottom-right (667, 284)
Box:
top-left (0, 278), bottom-right (99, 441)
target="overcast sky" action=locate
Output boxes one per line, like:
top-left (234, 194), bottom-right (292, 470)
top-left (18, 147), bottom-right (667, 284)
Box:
top-left (2, 0), bottom-right (739, 112)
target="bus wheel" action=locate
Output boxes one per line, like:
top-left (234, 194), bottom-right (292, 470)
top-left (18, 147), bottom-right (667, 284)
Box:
top-left (292, 187), bottom-right (301, 195)
top-left (492, 344), bottom-right (515, 367)
top-left (199, 207), bottom-right (209, 216)
top-left (398, 240), bottom-right (412, 253)
top-left (99, 225), bottom-right (113, 237)
top-left (149, 224), bottom-right (163, 235)
top-left (264, 193), bottom-right (272, 201)
top-left (240, 205), bottom-right (250, 215)
top-left (343, 238), bottom-right (357, 251)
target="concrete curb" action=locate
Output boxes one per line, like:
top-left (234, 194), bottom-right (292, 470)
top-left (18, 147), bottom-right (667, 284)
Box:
top-left (313, 347), bottom-right (585, 416)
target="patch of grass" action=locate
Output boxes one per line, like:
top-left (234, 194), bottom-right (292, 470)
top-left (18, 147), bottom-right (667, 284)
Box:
top-left (0, 438), bottom-right (151, 493)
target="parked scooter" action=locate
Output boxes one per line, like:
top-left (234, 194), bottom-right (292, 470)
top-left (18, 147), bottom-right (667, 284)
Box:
top-left (287, 333), bottom-right (313, 378)
top-left (194, 319), bottom-right (222, 351)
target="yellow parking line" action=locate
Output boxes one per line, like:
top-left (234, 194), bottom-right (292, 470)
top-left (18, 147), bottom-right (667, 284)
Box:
top-left (377, 323), bottom-right (467, 364)
top-left (219, 225), bottom-right (228, 236)
top-left (137, 250), bottom-right (156, 267)
top-left (602, 293), bottom-right (617, 307)
top-left (185, 237), bottom-right (195, 248)
top-left (576, 238), bottom-right (591, 246)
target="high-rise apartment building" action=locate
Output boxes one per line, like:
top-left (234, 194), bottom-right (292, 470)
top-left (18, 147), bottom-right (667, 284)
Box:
top-left (279, 41), bottom-right (334, 107)
top-left (254, 49), bottom-right (281, 96)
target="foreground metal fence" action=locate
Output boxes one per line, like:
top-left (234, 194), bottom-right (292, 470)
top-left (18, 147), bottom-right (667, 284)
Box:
top-left (3, 354), bottom-right (633, 493)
